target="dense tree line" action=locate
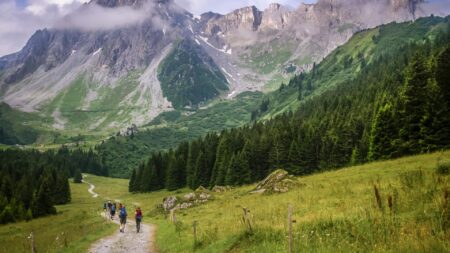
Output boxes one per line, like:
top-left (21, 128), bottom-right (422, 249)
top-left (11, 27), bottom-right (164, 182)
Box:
top-left (369, 46), bottom-right (450, 159)
top-left (0, 147), bottom-right (107, 224)
top-left (130, 19), bottom-right (450, 193)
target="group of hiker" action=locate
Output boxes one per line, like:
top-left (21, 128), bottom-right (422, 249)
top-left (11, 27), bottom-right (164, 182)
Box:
top-left (103, 201), bottom-right (143, 233)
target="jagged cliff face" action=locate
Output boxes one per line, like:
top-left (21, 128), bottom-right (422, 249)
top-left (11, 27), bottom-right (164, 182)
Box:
top-left (0, 0), bottom-right (435, 132)
top-left (195, 0), bottom-right (430, 91)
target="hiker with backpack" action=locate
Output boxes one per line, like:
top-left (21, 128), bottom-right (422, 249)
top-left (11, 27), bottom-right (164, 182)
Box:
top-left (135, 207), bottom-right (143, 233)
top-left (119, 204), bottom-right (127, 233)
top-left (110, 202), bottom-right (116, 220)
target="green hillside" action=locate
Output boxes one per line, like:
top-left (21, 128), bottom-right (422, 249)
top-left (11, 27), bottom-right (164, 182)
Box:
top-left (0, 102), bottom-right (45, 145)
top-left (263, 16), bottom-right (450, 117)
top-left (158, 39), bottom-right (229, 109)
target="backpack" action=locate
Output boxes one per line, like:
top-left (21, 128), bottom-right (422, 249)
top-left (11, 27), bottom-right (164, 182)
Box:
top-left (111, 205), bottom-right (116, 211)
top-left (136, 210), bottom-right (142, 220)
top-left (120, 208), bottom-right (127, 217)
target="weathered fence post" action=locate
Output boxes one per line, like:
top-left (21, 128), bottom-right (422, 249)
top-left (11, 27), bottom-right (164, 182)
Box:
top-left (288, 204), bottom-right (294, 253)
top-left (63, 232), bottom-right (68, 248)
top-left (242, 207), bottom-right (253, 234)
top-left (29, 231), bottom-right (36, 253)
top-left (170, 209), bottom-right (177, 224)
top-left (193, 220), bottom-right (198, 247)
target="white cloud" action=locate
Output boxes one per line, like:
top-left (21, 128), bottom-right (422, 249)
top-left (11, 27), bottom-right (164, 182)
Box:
top-left (0, 0), bottom-right (86, 56)
top-left (54, 3), bottom-right (155, 31)
top-left (174, 0), bottom-right (306, 15)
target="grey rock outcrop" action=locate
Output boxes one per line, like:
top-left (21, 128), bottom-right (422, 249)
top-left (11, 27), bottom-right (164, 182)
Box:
top-left (252, 169), bottom-right (298, 194)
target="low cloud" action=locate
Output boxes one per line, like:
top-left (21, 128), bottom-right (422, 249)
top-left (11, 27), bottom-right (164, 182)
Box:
top-left (174, 0), bottom-right (309, 15)
top-left (54, 4), bottom-right (153, 31)
top-left (0, 0), bottom-right (84, 56)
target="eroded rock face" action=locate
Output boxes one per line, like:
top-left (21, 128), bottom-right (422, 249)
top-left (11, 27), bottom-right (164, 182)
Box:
top-left (260, 3), bottom-right (292, 31)
top-left (205, 6), bottom-right (262, 36)
top-left (252, 169), bottom-right (298, 194)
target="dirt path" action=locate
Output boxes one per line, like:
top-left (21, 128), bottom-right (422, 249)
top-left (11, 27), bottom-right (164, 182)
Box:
top-left (82, 175), bottom-right (98, 198)
top-left (82, 176), bottom-right (156, 253)
top-left (89, 214), bottom-right (156, 253)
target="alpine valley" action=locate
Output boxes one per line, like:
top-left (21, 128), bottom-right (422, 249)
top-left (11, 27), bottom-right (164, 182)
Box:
top-left (0, 0), bottom-right (438, 144)
top-left (1, 0), bottom-right (450, 252)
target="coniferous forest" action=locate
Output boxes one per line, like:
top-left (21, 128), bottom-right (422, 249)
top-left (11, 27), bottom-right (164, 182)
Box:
top-left (129, 21), bottom-right (450, 193)
top-left (0, 147), bottom-right (107, 224)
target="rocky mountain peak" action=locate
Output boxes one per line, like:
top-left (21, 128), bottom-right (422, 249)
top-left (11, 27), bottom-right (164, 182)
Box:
top-left (261, 3), bottom-right (291, 30)
top-left (267, 3), bottom-right (282, 11)
top-left (204, 6), bottom-right (262, 35)
top-left (91, 0), bottom-right (172, 8)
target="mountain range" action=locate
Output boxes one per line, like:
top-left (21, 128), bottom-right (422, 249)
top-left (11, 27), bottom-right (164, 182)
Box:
top-left (0, 0), bottom-right (438, 137)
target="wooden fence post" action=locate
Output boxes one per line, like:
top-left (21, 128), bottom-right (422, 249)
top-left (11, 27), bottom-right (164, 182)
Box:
top-left (288, 204), bottom-right (293, 253)
top-left (170, 209), bottom-right (177, 224)
top-left (29, 231), bottom-right (36, 253)
top-left (193, 220), bottom-right (198, 247)
top-left (242, 208), bottom-right (253, 234)
top-left (63, 232), bottom-right (68, 248)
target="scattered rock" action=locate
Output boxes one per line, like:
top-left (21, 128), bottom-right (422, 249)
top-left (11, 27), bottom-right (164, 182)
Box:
top-left (163, 189), bottom-right (214, 211)
top-left (212, 185), bottom-right (233, 192)
top-left (180, 202), bottom-right (193, 209)
top-left (252, 169), bottom-right (298, 194)
top-left (199, 192), bottom-right (211, 200)
top-left (183, 192), bottom-right (196, 201)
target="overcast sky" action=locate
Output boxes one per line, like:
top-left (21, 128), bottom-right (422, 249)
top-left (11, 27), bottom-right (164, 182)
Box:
top-left (0, 0), bottom-right (448, 57)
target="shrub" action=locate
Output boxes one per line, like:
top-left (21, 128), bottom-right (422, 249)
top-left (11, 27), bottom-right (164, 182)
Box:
top-left (436, 161), bottom-right (450, 175)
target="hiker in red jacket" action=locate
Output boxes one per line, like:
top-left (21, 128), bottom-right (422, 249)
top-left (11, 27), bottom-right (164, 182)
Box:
top-left (135, 207), bottom-right (143, 233)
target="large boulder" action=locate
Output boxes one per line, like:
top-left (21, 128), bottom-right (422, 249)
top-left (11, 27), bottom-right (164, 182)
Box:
top-left (252, 169), bottom-right (298, 194)
top-left (163, 196), bottom-right (178, 211)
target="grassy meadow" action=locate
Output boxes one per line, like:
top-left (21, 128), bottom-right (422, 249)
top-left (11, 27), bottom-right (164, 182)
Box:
top-left (0, 150), bottom-right (448, 252)
top-left (0, 181), bottom-right (116, 253)
top-left (149, 151), bottom-right (450, 253)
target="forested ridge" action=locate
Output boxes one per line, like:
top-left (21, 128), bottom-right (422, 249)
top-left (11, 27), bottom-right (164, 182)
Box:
top-left (129, 16), bottom-right (450, 192)
top-left (0, 147), bottom-right (107, 224)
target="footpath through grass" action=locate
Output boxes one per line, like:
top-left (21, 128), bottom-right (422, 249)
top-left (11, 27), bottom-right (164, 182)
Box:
top-left (0, 181), bottom-right (116, 253)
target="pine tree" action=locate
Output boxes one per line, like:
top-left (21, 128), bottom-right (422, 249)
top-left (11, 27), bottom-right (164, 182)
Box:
top-left (287, 139), bottom-right (303, 175)
top-left (368, 103), bottom-right (397, 161)
top-left (32, 178), bottom-right (57, 218)
top-left (186, 141), bottom-right (200, 189)
top-left (54, 172), bottom-right (71, 204)
top-left (398, 53), bottom-right (430, 154)
top-left (210, 135), bottom-right (231, 186)
top-left (73, 168), bottom-right (82, 183)
top-left (129, 169), bottom-right (137, 192)
top-left (193, 151), bottom-right (208, 189)
top-left (225, 151), bottom-right (251, 186)
top-left (165, 151), bottom-right (183, 191)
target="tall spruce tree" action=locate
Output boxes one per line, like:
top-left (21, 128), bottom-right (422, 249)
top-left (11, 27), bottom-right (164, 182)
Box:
top-left (32, 178), bottom-right (57, 218)
top-left (73, 168), bottom-right (82, 183)
top-left (368, 103), bottom-right (397, 161)
top-left (399, 53), bottom-right (431, 154)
